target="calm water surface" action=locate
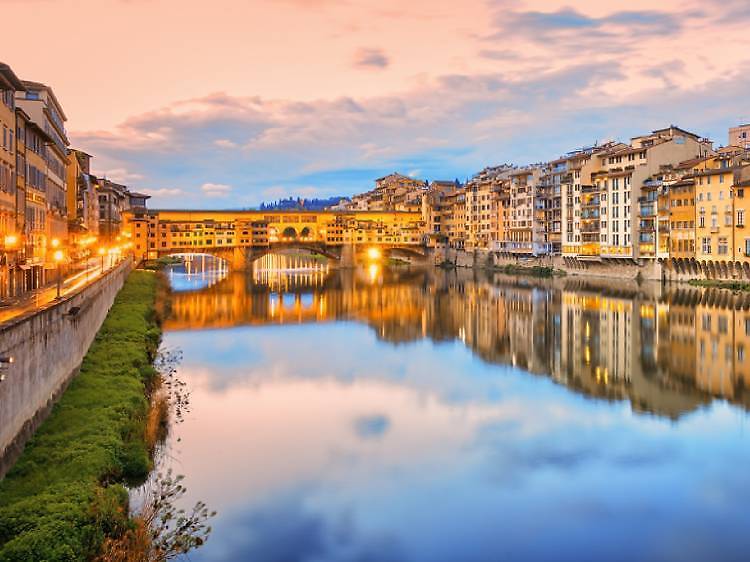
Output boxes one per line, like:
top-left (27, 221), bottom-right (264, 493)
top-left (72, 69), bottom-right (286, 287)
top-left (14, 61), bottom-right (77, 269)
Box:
top-left (159, 257), bottom-right (750, 562)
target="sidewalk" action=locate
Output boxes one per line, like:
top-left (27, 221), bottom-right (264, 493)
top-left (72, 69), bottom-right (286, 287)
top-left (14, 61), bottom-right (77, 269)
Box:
top-left (0, 258), bottom-right (122, 326)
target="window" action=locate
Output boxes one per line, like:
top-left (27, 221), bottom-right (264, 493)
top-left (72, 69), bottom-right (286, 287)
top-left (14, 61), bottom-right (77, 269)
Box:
top-left (702, 237), bottom-right (712, 254)
top-left (718, 237), bottom-right (728, 255)
top-left (739, 210), bottom-right (745, 227)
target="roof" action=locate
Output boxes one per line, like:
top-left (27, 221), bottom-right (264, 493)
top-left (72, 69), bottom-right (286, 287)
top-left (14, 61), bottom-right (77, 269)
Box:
top-left (692, 166), bottom-right (743, 178)
top-left (20, 80), bottom-right (67, 121)
top-left (651, 125), bottom-right (703, 140)
top-left (0, 63), bottom-right (25, 91)
top-left (676, 157), bottom-right (710, 169)
top-left (69, 147), bottom-right (92, 156)
top-left (669, 179), bottom-right (695, 189)
top-left (128, 192), bottom-right (152, 199)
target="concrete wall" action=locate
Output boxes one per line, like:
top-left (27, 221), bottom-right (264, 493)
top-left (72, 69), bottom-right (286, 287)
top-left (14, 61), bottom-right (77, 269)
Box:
top-left (0, 259), bottom-right (133, 477)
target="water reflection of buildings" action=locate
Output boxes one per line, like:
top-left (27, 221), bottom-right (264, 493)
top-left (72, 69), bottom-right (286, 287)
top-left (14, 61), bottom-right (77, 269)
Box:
top-left (163, 261), bottom-right (750, 418)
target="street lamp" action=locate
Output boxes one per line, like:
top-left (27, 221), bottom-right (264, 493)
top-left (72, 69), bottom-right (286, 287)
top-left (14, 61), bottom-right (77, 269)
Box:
top-left (54, 250), bottom-right (64, 299)
top-left (4, 235), bottom-right (18, 298)
top-left (98, 247), bottom-right (106, 273)
top-left (51, 238), bottom-right (60, 249)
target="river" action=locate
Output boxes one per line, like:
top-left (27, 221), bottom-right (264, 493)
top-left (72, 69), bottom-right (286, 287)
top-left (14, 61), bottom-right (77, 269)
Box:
top-left (157, 255), bottom-right (750, 562)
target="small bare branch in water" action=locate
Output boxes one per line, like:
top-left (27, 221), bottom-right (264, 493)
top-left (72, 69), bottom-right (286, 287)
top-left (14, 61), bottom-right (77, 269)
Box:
top-left (97, 470), bottom-right (216, 561)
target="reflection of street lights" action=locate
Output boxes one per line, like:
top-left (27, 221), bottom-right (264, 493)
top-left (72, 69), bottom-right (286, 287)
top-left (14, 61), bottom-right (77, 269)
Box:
top-left (366, 247), bottom-right (382, 262)
top-left (98, 247), bottom-right (106, 273)
top-left (54, 250), bottom-right (64, 299)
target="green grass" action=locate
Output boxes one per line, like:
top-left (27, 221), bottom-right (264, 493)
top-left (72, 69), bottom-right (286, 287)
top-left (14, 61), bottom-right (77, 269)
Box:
top-left (495, 264), bottom-right (561, 278)
top-left (142, 256), bottom-right (182, 270)
top-left (0, 270), bottom-right (161, 561)
top-left (688, 278), bottom-right (750, 291)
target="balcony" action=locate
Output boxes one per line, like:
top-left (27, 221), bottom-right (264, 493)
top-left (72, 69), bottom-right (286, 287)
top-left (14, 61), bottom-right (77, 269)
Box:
top-left (639, 205), bottom-right (656, 218)
top-left (582, 198), bottom-right (600, 208)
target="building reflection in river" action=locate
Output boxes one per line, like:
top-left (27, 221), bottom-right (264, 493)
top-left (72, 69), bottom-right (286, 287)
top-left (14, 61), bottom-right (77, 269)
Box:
top-left (161, 260), bottom-right (750, 418)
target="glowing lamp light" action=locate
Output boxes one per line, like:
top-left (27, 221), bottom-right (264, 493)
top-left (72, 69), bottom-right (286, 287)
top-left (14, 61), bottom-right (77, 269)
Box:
top-left (4, 235), bottom-right (18, 247)
top-left (98, 247), bottom-right (106, 256)
top-left (366, 247), bottom-right (382, 261)
top-left (53, 250), bottom-right (64, 263)
top-left (51, 238), bottom-right (61, 249)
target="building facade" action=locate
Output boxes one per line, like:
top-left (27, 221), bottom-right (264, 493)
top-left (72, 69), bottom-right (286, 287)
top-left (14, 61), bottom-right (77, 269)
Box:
top-left (0, 65), bottom-right (25, 297)
top-left (729, 124), bottom-right (750, 151)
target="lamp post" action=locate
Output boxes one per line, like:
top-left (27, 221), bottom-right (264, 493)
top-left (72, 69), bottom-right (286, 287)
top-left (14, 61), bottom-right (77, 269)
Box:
top-left (4, 235), bottom-right (18, 298)
top-left (54, 249), bottom-right (64, 299)
top-left (98, 247), bottom-right (106, 273)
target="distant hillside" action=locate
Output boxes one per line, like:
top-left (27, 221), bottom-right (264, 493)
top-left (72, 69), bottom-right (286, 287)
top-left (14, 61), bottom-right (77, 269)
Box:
top-left (258, 196), bottom-right (349, 211)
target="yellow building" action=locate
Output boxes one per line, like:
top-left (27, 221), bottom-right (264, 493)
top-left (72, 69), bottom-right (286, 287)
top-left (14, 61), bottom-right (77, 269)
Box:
top-left (16, 81), bottom-right (70, 276)
top-left (0, 63), bottom-right (24, 298)
top-left (15, 109), bottom-right (52, 289)
top-left (732, 173), bottom-right (750, 266)
top-left (66, 149), bottom-right (99, 247)
top-left (693, 159), bottom-right (740, 270)
top-left (465, 167), bottom-right (511, 251)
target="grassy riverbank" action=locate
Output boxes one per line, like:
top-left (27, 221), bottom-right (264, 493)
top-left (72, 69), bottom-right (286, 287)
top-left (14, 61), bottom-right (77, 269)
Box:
top-left (0, 270), bottom-right (161, 561)
top-left (688, 279), bottom-right (750, 291)
top-left (494, 264), bottom-right (562, 278)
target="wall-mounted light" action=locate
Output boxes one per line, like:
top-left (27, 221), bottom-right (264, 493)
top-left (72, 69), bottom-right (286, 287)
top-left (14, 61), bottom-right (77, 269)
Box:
top-left (0, 356), bottom-right (13, 383)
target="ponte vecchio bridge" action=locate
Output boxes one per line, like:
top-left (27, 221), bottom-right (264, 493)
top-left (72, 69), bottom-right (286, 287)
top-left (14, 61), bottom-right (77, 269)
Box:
top-left (125, 209), bottom-right (427, 269)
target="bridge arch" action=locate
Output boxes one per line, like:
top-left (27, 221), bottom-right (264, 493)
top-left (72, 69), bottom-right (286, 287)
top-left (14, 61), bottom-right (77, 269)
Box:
top-left (248, 243), bottom-right (342, 263)
top-left (281, 227), bottom-right (298, 240)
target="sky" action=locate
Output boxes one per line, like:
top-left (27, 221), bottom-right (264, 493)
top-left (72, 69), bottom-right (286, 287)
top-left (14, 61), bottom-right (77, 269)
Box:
top-left (3, 0), bottom-right (750, 208)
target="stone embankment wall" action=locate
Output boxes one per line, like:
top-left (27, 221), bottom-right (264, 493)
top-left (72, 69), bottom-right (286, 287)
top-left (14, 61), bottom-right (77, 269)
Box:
top-left (432, 247), bottom-right (673, 281)
top-left (0, 260), bottom-right (132, 477)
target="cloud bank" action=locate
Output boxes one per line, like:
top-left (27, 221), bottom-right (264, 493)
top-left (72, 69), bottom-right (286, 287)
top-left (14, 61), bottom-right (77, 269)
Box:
top-left (60, 0), bottom-right (750, 208)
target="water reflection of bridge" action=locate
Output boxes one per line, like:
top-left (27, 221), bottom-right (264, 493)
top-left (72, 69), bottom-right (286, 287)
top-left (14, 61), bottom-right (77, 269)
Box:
top-left (162, 268), bottom-right (750, 418)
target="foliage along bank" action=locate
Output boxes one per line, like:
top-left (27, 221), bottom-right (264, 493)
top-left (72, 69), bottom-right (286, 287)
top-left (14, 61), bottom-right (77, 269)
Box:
top-left (0, 270), bottom-right (162, 561)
